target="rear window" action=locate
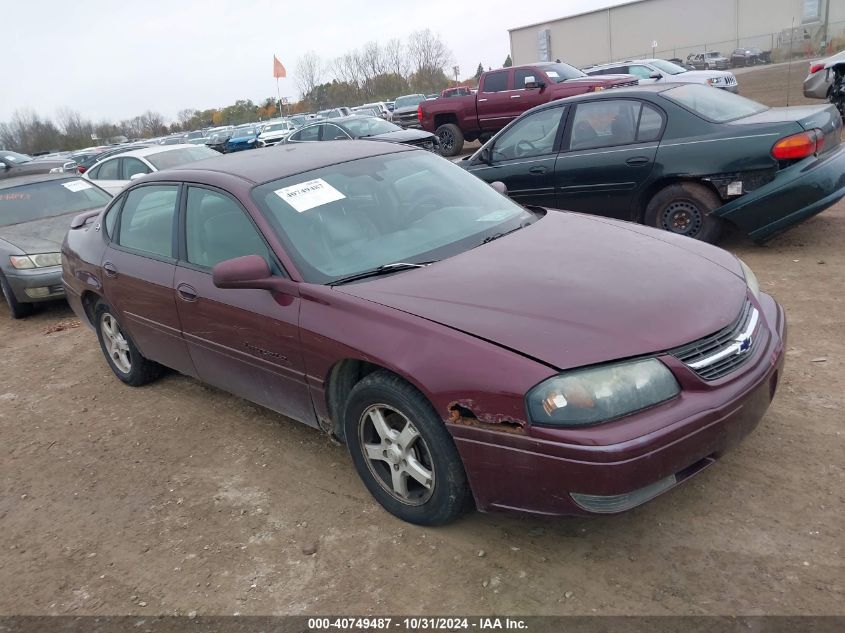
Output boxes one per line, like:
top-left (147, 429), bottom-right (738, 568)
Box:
top-left (661, 84), bottom-right (768, 122)
top-left (394, 95), bottom-right (425, 109)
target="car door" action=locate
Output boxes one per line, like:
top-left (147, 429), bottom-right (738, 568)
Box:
top-left (468, 105), bottom-right (567, 208)
top-left (554, 99), bottom-right (664, 220)
top-left (477, 70), bottom-right (515, 131)
top-left (512, 67), bottom-right (549, 112)
top-left (102, 183), bottom-right (196, 376)
top-left (87, 157), bottom-right (127, 195)
top-left (173, 185), bottom-right (314, 425)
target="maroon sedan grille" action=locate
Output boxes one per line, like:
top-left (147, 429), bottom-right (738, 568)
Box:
top-left (670, 300), bottom-right (759, 381)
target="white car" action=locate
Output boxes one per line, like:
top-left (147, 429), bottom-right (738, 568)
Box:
top-left (584, 58), bottom-right (738, 93)
top-left (257, 121), bottom-right (295, 147)
top-left (360, 101), bottom-right (392, 121)
top-left (83, 144), bottom-right (218, 195)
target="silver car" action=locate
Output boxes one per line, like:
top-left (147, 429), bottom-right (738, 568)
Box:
top-left (804, 50), bottom-right (845, 99)
top-left (0, 174), bottom-right (112, 318)
top-left (584, 59), bottom-right (739, 92)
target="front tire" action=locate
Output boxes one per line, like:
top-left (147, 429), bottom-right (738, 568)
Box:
top-left (343, 370), bottom-right (470, 526)
top-left (644, 183), bottom-right (724, 243)
top-left (95, 301), bottom-right (163, 386)
top-left (0, 274), bottom-right (35, 319)
top-left (435, 123), bottom-right (464, 157)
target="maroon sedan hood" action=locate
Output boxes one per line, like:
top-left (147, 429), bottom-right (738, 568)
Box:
top-left (338, 212), bottom-right (747, 371)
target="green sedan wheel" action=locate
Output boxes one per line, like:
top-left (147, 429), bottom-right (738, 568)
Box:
top-left (645, 183), bottom-right (724, 243)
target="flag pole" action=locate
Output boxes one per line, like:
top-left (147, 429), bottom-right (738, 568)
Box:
top-left (276, 77), bottom-right (283, 119)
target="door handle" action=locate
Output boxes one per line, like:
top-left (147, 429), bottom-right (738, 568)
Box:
top-left (103, 262), bottom-right (118, 278)
top-left (528, 166), bottom-right (548, 174)
top-left (510, 94), bottom-right (521, 99)
top-left (626, 156), bottom-right (650, 166)
top-left (477, 98), bottom-right (488, 102)
top-left (176, 283), bottom-right (198, 302)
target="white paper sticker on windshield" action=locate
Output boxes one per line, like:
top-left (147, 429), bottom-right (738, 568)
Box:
top-left (546, 71), bottom-right (560, 78)
top-left (274, 178), bottom-right (345, 212)
top-left (62, 180), bottom-right (93, 192)
top-left (4, 155), bottom-right (17, 161)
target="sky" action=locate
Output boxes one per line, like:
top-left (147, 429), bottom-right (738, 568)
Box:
top-left (2, 0), bottom-right (631, 123)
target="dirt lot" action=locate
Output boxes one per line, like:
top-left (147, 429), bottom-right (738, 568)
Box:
top-left (1, 64), bottom-right (844, 617)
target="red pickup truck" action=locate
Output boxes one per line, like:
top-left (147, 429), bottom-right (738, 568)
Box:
top-left (419, 61), bottom-right (638, 155)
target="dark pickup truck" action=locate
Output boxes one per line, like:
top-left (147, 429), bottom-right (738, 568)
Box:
top-left (419, 61), bottom-right (638, 155)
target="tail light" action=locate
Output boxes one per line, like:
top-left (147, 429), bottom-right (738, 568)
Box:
top-left (417, 104), bottom-right (422, 123)
top-left (809, 63), bottom-right (825, 74)
top-left (771, 129), bottom-right (824, 160)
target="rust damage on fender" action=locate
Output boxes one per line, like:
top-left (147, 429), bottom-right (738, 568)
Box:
top-left (447, 400), bottom-right (525, 434)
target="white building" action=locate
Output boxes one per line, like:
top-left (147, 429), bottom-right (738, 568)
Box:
top-left (509, 0), bottom-right (845, 68)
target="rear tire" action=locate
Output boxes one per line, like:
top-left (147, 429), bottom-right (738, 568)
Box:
top-left (94, 301), bottom-right (163, 386)
top-left (0, 274), bottom-right (35, 319)
top-left (435, 123), bottom-right (464, 157)
top-left (343, 370), bottom-right (470, 526)
top-left (644, 183), bottom-right (724, 243)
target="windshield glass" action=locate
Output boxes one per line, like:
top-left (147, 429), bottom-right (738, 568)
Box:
top-left (232, 127), bottom-right (256, 137)
top-left (0, 178), bottom-right (111, 226)
top-left (650, 59), bottom-right (687, 75)
top-left (252, 151), bottom-right (536, 284)
top-left (3, 151), bottom-right (33, 165)
top-left (394, 95), bottom-right (425, 109)
top-left (264, 123), bottom-right (289, 132)
top-left (342, 117), bottom-right (400, 137)
top-left (541, 62), bottom-right (587, 81)
top-left (662, 84), bottom-right (768, 122)
top-left (146, 146), bottom-right (218, 170)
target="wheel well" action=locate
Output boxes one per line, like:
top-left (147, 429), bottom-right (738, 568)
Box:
top-left (80, 291), bottom-right (101, 327)
top-left (433, 113), bottom-right (458, 129)
top-left (324, 359), bottom-right (383, 441)
top-left (636, 177), bottom-right (724, 223)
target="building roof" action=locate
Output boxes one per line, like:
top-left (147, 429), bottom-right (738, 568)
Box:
top-left (508, 0), bottom-right (647, 32)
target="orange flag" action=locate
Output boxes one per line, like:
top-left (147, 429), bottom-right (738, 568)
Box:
top-left (273, 55), bottom-right (287, 79)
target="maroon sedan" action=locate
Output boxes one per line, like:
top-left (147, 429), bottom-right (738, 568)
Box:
top-left (61, 142), bottom-right (786, 525)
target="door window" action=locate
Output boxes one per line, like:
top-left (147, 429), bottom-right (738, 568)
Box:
top-left (568, 100), bottom-right (642, 150)
top-left (491, 107), bottom-right (565, 161)
top-left (628, 65), bottom-right (655, 79)
top-left (514, 68), bottom-right (537, 89)
top-left (184, 187), bottom-right (272, 269)
top-left (96, 158), bottom-right (120, 180)
top-left (637, 104), bottom-right (665, 141)
top-left (322, 124), bottom-right (348, 140)
top-left (482, 71), bottom-right (509, 93)
top-left (298, 125), bottom-right (321, 141)
top-left (117, 185), bottom-right (178, 258)
top-left (121, 157), bottom-right (151, 179)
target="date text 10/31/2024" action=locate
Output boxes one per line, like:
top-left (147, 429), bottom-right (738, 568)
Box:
top-left (307, 617), bottom-right (528, 630)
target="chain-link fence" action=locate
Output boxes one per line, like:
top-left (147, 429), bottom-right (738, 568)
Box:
top-left (614, 19), bottom-right (845, 66)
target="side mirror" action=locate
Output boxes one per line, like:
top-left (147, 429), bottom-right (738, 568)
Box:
top-left (490, 181), bottom-right (508, 195)
top-left (129, 173), bottom-right (146, 181)
top-left (212, 255), bottom-right (300, 296)
top-left (649, 71), bottom-right (663, 80)
top-left (479, 146), bottom-right (492, 165)
top-left (524, 75), bottom-right (544, 90)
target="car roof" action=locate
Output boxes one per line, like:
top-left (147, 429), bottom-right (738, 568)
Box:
top-left (521, 83), bottom-right (677, 114)
top-left (164, 141), bottom-right (415, 185)
top-left (95, 144), bottom-right (200, 160)
top-left (0, 173), bottom-right (84, 190)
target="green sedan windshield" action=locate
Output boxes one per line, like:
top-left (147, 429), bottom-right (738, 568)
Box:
top-left (0, 178), bottom-right (111, 226)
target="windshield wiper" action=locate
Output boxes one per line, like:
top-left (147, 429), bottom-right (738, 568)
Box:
top-left (329, 261), bottom-right (434, 286)
top-left (480, 223), bottom-right (528, 245)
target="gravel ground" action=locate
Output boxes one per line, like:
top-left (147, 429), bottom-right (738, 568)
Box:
top-left (0, 63), bottom-right (843, 617)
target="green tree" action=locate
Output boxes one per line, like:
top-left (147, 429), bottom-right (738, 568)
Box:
top-left (503, 54), bottom-right (512, 68)
top-left (475, 63), bottom-right (484, 79)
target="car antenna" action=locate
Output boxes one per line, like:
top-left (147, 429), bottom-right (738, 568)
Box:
top-left (786, 16), bottom-right (795, 107)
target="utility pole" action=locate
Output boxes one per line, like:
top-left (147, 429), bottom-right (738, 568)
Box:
top-left (453, 65), bottom-right (460, 86)
top-left (822, 0), bottom-right (831, 54)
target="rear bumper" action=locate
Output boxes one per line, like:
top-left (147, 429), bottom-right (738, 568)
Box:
top-left (4, 267), bottom-right (64, 303)
top-left (715, 145), bottom-right (845, 241)
top-left (450, 294), bottom-right (786, 517)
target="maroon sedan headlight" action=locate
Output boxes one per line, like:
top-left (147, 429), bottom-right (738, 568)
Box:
top-left (526, 359), bottom-right (680, 427)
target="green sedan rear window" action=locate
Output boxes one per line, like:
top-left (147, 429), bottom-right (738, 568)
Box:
top-left (662, 84), bottom-right (768, 123)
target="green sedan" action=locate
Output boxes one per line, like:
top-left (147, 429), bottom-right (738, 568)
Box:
top-left (462, 83), bottom-right (844, 243)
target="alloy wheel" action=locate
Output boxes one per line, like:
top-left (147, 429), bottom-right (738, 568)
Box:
top-left (358, 404), bottom-right (435, 506)
top-left (437, 129), bottom-right (454, 152)
top-left (101, 313), bottom-right (132, 373)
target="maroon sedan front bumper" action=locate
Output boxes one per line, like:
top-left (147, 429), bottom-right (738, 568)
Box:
top-left (449, 293), bottom-right (786, 517)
